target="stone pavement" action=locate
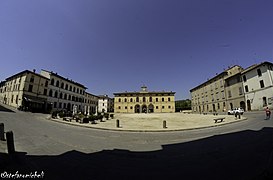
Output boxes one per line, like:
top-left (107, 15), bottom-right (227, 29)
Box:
top-left (50, 112), bottom-right (247, 132)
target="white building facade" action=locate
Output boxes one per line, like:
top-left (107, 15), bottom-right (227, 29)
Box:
top-left (241, 62), bottom-right (273, 111)
top-left (98, 95), bottom-right (114, 113)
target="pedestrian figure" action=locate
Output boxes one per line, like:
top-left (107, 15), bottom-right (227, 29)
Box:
top-left (265, 107), bottom-right (271, 120)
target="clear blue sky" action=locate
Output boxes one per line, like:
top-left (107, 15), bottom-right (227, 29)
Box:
top-left (1, 0), bottom-right (273, 100)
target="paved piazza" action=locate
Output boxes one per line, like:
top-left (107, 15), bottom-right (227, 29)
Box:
top-left (52, 112), bottom-right (247, 131)
top-left (0, 104), bottom-right (273, 180)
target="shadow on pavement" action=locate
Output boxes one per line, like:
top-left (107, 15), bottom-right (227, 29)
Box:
top-left (0, 105), bottom-right (15, 113)
top-left (1, 127), bottom-right (273, 180)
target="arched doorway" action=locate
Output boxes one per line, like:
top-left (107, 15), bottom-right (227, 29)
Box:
top-left (135, 104), bottom-right (140, 113)
top-left (212, 104), bottom-right (216, 112)
top-left (142, 105), bottom-right (147, 113)
top-left (67, 103), bottom-right (71, 111)
top-left (247, 100), bottom-right (251, 111)
top-left (230, 103), bottom-right (233, 110)
top-left (148, 104), bottom-right (154, 113)
top-left (240, 101), bottom-right (246, 111)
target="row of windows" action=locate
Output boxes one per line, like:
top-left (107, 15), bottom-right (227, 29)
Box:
top-left (50, 79), bottom-right (85, 95)
top-left (118, 97), bottom-right (171, 103)
top-left (117, 106), bottom-right (172, 109)
top-left (193, 68), bottom-right (266, 97)
top-left (244, 80), bottom-right (265, 93)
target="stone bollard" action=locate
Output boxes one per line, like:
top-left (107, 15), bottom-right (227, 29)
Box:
top-left (163, 120), bottom-right (167, 129)
top-left (6, 131), bottom-right (15, 154)
top-left (116, 119), bottom-right (120, 128)
top-left (0, 123), bottom-right (5, 141)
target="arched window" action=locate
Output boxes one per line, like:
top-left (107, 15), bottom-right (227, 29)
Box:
top-left (64, 93), bottom-right (67, 100)
top-left (72, 96), bottom-right (75, 101)
top-left (59, 92), bottom-right (63, 99)
top-left (143, 97), bottom-right (146, 102)
top-left (130, 98), bottom-right (133, 102)
top-left (65, 84), bottom-right (68, 90)
top-left (54, 91), bottom-right (58, 98)
top-left (149, 97), bottom-right (152, 102)
top-left (68, 95), bottom-right (71, 100)
top-left (124, 98), bottom-right (127, 102)
top-left (136, 97), bottom-right (139, 102)
top-left (56, 80), bottom-right (59, 87)
top-left (77, 88), bottom-right (79, 93)
top-left (49, 89), bottom-right (53, 97)
top-left (61, 82), bottom-right (64, 89)
top-left (51, 79), bottom-right (55, 85)
top-left (118, 98), bottom-right (121, 102)
top-left (69, 85), bottom-right (72, 91)
top-left (73, 87), bottom-right (76, 92)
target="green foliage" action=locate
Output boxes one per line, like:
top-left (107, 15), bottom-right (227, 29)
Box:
top-left (175, 99), bottom-right (191, 112)
top-left (104, 113), bottom-right (109, 120)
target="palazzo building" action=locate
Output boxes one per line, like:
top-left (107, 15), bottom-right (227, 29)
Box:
top-left (98, 95), bottom-right (114, 113)
top-left (241, 61), bottom-right (273, 111)
top-left (190, 65), bottom-right (245, 113)
top-left (114, 86), bottom-right (175, 113)
top-left (0, 70), bottom-right (50, 113)
top-left (40, 69), bottom-right (87, 112)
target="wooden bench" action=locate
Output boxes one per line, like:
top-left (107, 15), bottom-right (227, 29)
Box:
top-left (214, 117), bottom-right (225, 123)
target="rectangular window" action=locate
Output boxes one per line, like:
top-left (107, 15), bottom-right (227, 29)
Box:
top-left (28, 85), bottom-right (33, 92)
top-left (11, 95), bottom-right (14, 103)
top-left (257, 69), bottom-right (262, 76)
top-left (222, 91), bottom-right (225, 99)
top-left (118, 106), bottom-right (121, 109)
top-left (239, 87), bottom-right (243, 95)
top-left (228, 91), bottom-right (232, 98)
top-left (125, 106), bottom-right (127, 109)
top-left (45, 81), bottom-right (48, 87)
top-left (156, 106), bottom-right (158, 109)
top-left (130, 106), bottom-right (133, 109)
top-left (54, 102), bottom-right (57, 108)
top-left (245, 85), bottom-right (249, 93)
top-left (30, 76), bottom-right (34, 83)
top-left (162, 98), bottom-right (164, 102)
top-left (243, 75), bottom-right (247, 82)
top-left (168, 97), bottom-right (171, 101)
top-left (59, 102), bottom-right (62, 108)
top-left (16, 95), bottom-right (18, 104)
top-left (162, 106), bottom-right (164, 109)
top-left (168, 106), bottom-right (171, 109)
top-left (43, 89), bottom-right (47, 95)
top-left (260, 80), bottom-right (265, 88)
top-left (156, 98), bottom-right (158, 102)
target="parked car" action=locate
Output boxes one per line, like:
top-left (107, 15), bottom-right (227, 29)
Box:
top-left (228, 107), bottom-right (244, 115)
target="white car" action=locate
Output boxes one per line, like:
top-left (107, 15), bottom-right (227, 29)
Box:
top-left (228, 108), bottom-right (244, 115)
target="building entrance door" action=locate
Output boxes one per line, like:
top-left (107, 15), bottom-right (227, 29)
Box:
top-left (135, 105), bottom-right (140, 113)
top-left (142, 105), bottom-right (147, 113)
top-left (148, 104), bottom-right (154, 113)
top-left (247, 100), bottom-right (251, 111)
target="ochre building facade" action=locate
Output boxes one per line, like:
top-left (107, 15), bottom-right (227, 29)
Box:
top-left (114, 86), bottom-right (175, 113)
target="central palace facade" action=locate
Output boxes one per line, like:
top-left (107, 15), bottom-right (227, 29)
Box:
top-left (113, 86), bottom-right (175, 113)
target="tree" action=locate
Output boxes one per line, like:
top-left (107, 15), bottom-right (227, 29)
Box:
top-left (175, 99), bottom-right (191, 112)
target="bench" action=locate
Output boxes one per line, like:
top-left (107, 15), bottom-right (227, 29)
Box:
top-left (63, 117), bottom-right (72, 122)
top-left (214, 117), bottom-right (225, 123)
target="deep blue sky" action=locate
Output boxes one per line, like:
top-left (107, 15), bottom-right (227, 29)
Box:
top-left (1, 0), bottom-right (273, 99)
